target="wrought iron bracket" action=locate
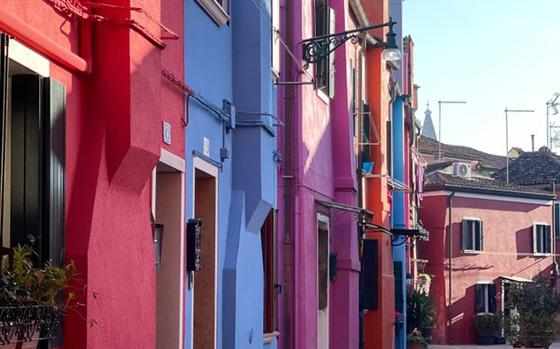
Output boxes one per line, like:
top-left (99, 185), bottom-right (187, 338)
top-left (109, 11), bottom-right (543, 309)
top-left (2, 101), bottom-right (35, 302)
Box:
top-left (301, 19), bottom-right (396, 66)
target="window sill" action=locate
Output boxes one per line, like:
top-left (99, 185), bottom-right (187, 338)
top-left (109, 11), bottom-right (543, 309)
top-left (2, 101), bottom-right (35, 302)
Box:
top-left (196, 0), bottom-right (229, 26)
top-left (533, 253), bottom-right (552, 257)
top-left (263, 331), bottom-right (279, 344)
top-left (317, 88), bottom-right (330, 105)
top-left (463, 250), bottom-right (482, 254)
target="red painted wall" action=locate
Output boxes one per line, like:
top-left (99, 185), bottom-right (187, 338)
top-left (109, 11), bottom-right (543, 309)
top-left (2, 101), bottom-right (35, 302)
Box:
top-left (2, 1), bottom-right (184, 348)
top-left (419, 193), bottom-right (554, 344)
top-left (363, 1), bottom-right (395, 348)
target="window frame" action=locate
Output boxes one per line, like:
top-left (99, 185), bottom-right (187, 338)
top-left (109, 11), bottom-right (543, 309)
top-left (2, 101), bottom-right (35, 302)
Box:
top-left (271, 0), bottom-right (280, 79)
top-left (462, 217), bottom-right (483, 253)
top-left (475, 282), bottom-right (496, 315)
top-left (533, 222), bottom-right (552, 255)
top-left (313, 1), bottom-right (335, 99)
top-left (195, 0), bottom-right (230, 26)
top-left (261, 210), bottom-right (278, 337)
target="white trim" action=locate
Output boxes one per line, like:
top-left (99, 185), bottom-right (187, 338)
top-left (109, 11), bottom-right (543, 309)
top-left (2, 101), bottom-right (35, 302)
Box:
top-left (462, 216), bottom-right (481, 221)
top-left (533, 222), bottom-right (552, 254)
top-left (423, 190), bottom-right (553, 205)
top-left (476, 281), bottom-right (494, 285)
top-left (160, 148), bottom-right (185, 172)
top-left (317, 212), bottom-right (330, 349)
top-left (9, 39), bottom-right (50, 77)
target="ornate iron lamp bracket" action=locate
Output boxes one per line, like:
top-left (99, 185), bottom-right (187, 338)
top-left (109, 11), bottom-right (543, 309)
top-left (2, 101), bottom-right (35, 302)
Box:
top-left (301, 19), bottom-right (396, 66)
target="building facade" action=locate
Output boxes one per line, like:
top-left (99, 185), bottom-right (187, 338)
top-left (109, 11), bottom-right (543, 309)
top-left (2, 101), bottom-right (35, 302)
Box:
top-left (184, 1), bottom-right (278, 349)
top-left (1, 0), bottom-right (186, 348)
top-left (277, 0), bottom-right (364, 348)
top-left (419, 171), bottom-right (555, 345)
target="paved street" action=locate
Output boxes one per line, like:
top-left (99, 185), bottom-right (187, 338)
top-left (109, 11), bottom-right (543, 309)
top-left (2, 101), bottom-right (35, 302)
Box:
top-left (430, 343), bottom-right (560, 349)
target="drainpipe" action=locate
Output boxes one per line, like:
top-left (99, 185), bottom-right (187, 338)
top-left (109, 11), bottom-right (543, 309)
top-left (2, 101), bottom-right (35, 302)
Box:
top-left (553, 182), bottom-right (558, 278)
top-left (282, 0), bottom-right (296, 347)
top-left (447, 191), bottom-right (455, 344)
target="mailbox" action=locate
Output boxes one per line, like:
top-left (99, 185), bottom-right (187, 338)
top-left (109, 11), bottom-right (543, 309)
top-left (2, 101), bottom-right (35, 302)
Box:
top-left (186, 218), bottom-right (202, 272)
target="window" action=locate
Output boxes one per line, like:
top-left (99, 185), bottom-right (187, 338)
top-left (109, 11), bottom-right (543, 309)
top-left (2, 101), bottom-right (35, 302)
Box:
top-left (271, 0), bottom-right (280, 77)
top-left (555, 203), bottom-right (560, 239)
top-left (314, 0), bottom-right (335, 98)
top-left (0, 34), bottom-right (66, 346)
top-left (196, 0), bottom-right (229, 26)
top-left (533, 223), bottom-right (552, 254)
top-left (462, 219), bottom-right (483, 252)
top-left (475, 283), bottom-right (496, 314)
top-left (261, 210), bottom-right (278, 335)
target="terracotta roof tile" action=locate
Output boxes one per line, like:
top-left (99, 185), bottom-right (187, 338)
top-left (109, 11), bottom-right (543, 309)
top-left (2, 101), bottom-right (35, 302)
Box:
top-left (492, 147), bottom-right (560, 185)
top-left (419, 136), bottom-right (506, 169)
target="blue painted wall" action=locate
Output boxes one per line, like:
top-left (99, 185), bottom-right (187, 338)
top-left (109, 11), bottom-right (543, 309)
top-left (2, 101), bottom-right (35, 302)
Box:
top-left (184, 1), bottom-right (277, 348)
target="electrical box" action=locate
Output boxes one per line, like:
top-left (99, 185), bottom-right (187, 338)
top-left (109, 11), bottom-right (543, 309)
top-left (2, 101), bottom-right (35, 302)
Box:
top-left (186, 218), bottom-right (202, 272)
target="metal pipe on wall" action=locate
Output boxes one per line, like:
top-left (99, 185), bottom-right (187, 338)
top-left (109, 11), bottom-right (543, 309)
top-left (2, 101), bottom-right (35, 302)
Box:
top-left (447, 191), bottom-right (455, 344)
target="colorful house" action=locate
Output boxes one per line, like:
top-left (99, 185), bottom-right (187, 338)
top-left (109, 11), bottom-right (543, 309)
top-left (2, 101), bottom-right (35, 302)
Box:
top-left (419, 169), bottom-right (555, 344)
top-left (184, 1), bottom-right (278, 348)
top-left (0, 0), bottom-right (186, 348)
top-left (276, 0), bottom-right (366, 348)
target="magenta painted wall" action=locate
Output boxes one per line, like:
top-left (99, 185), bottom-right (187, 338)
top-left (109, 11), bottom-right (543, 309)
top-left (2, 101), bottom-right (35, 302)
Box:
top-left (277, 0), bottom-right (359, 348)
top-left (419, 193), bottom-right (554, 345)
top-left (2, 1), bottom-right (185, 348)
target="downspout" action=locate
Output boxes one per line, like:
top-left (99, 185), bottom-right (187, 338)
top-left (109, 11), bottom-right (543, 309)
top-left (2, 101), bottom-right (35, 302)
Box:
top-left (282, 0), bottom-right (296, 347)
top-left (447, 191), bottom-right (456, 343)
top-left (0, 7), bottom-right (89, 73)
top-left (553, 182), bottom-right (558, 277)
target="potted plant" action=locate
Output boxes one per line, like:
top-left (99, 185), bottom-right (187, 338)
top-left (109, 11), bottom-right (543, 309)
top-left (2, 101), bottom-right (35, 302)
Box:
top-left (407, 288), bottom-right (435, 342)
top-left (504, 277), bottom-right (560, 349)
top-left (474, 313), bottom-right (503, 345)
top-left (407, 329), bottom-right (428, 349)
top-left (0, 245), bottom-right (76, 348)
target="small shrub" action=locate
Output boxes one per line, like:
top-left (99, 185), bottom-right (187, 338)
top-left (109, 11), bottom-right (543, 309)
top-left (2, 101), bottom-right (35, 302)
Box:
top-left (474, 313), bottom-right (503, 337)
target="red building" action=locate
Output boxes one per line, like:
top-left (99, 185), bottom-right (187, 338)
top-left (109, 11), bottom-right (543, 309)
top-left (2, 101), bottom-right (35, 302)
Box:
top-left (1, 1), bottom-right (185, 348)
top-left (419, 169), bottom-right (555, 344)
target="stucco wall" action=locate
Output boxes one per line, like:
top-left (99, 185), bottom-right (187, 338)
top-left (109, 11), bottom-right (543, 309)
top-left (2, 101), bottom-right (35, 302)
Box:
top-left (419, 193), bottom-right (554, 345)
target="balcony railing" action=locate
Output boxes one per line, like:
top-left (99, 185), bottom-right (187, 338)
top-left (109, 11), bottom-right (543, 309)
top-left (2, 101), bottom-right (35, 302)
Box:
top-left (0, 303), bottom-right (59, 345)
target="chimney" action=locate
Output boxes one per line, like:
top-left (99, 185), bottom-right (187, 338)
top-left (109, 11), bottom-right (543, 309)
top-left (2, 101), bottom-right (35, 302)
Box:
top-left (531, 134), bottom-right (535, 151)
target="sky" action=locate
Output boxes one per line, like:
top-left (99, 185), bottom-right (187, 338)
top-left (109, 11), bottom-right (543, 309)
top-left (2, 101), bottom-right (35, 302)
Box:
top-left (403, 0), bottom-right (560, 156)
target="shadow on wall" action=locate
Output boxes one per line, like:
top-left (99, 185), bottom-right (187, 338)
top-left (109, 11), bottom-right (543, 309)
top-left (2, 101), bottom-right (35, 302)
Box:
top-left (448, 284), bottom-right (476, 345)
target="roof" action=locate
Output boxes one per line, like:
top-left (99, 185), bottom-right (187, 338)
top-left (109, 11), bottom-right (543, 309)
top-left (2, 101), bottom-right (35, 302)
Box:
top-left (424, 171), bottom-right (554, 200)
top-left (418, 136), bottom-right (506, 169)
top-left (493, 147), bottom-right (560, 185)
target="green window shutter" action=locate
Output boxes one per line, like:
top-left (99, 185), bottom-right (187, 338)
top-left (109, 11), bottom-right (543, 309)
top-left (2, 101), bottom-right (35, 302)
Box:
top-left (479, 221), bottom-right (484, 251)
top-left (394, 261), bottom-right (403, 313)
top-left (488, 283), bottom-right (496, 313)
top-left (43, 78), bottom-right (66, 266)
top-left (545, 225), bottom-right (552, 254)
top-left (461, 220), bottom-right (468, 250)
top-left (327, 8), bottom-right (336, 99)
top-left (475, 284), bottom-right (485, 313)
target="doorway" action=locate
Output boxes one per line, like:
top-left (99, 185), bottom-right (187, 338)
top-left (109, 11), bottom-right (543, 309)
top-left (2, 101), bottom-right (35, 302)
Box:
top-left (192, 159), bottom-right (217, 349)
top-left (317, 213), bottom-right (330, 349)
top-left (154, 150), bottom-right (185, 349)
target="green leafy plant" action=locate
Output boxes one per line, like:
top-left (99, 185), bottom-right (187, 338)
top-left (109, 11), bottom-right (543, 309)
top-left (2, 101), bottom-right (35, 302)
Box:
top-left (407, 329), bottom-right (428, 349)
top-left (504, 277), bottom-right (560, 349)
top-left (0, 245), bottom-right (76, 309)
top-left (474, 313), bottom-right (503, 337)
top-left (406, 288), bottom-right (434, 334)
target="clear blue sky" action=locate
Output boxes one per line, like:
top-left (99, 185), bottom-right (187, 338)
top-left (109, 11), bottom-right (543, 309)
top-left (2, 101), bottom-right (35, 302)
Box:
top-left (403, 0), bottom-right (560, 156)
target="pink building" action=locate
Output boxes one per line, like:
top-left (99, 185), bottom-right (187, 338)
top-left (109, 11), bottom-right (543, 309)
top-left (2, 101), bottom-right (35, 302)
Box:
top-left (419, 170), bottom-right (555, 344)
top-left (277, 0), bottom-right (364, 348)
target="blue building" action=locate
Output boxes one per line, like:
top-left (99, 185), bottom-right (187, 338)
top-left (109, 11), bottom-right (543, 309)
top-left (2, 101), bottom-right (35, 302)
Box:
top-left (390, 0), bottom-right (407, 348)
top-left (184, 1), bottom-right (278, 348)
